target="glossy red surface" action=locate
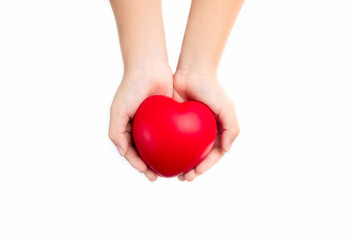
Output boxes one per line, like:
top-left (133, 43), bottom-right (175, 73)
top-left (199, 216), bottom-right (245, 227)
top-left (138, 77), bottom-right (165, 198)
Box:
top-left (132, 95), bottom-right (217, 177)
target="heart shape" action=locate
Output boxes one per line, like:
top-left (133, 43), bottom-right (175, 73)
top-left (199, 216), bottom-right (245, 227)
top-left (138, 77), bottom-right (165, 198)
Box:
top-left (132, 95), bottom-right (217, 177)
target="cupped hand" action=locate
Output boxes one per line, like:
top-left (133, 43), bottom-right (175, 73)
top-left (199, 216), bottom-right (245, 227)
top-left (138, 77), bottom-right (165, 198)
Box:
top-left (109, 66), bottom-right (173, 181)
top-left (173, 70), bottom-right (240, 182)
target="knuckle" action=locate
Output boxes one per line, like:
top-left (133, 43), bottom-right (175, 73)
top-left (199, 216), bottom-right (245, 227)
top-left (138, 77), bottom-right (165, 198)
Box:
top-left (108, 130), bottom-right (118, 143)
top-left (228, 126), bottom-right (240, 143)
top-left (110, 105), bottom-right (121, 116)
top-left (233, 126), bottom-right (240, 139)
top-left (110, 101), bottom-right (125, 114)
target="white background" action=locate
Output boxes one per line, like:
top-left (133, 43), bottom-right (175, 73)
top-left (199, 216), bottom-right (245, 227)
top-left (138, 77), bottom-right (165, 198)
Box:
top-left (0, 0), bottom-right (352, 239)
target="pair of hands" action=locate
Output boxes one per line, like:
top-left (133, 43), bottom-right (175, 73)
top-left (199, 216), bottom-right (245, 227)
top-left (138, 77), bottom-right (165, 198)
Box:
top-left (109, 65), bottom-right (239, 182)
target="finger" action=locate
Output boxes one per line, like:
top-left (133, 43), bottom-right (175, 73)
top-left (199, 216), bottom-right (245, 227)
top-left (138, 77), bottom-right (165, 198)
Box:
top-left (184, 169), bottom-right (199, 182)
top-left (218, 101), bottom-right (240, 152)
top-left (126, 133), bottom-right (159, 181)
top-left (144, 167), bottom-right (158, 182)
top-left (126, 121), bottom-right (132, 133)
top-left (195, 147), bottom-right (225, 175)
top-left (124, 145), bottom-right (148, 173)
top-left (109, 107), bottom-right (129, 156)
top-left (178, 175), bottom-right (186, 181)
top-left (123, 132), bottom-right (149, 173)
top-left (172, 88), bottom-right (185, 103)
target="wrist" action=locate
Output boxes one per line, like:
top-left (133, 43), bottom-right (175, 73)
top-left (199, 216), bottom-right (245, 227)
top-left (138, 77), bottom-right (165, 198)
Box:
top-left (123, 63), bottom-right (173, 83)
top-left (122, 48), bottom-right (171, 75)
top-left (124, 62), bottom-right (171, 75)
top-left (123, 54), bottom-right (170, 73)
top-left (176, 55), bottom-right (218, 77)
top-left (174, 68), bottom-right (218, 88)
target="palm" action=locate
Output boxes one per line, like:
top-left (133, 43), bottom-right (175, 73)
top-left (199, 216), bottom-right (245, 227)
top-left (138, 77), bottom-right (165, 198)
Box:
top-left (173, 73), bottom-right (239, 181)
top-left (109, 69), bottom-right (173, 181)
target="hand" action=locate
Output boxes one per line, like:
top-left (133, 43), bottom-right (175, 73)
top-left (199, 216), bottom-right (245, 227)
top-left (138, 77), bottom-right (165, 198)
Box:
top-left (109, 66), bottom-right (173, 181)
top-left (173, 70), bottom-right (240, 182)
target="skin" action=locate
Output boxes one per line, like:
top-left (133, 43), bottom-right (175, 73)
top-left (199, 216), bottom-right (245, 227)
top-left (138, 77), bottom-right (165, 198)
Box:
top-left (174, 0), bottom-right (244, 181)
top-left (108, 0), bottom-right (172, 181)
top-left (109, 0), bottom-right (244, 182)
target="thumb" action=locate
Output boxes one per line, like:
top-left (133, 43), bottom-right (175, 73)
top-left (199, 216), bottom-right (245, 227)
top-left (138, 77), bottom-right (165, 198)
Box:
top-left (173, 88), bottom-right (185, 103)
top-left (109, 107), bottom-right (129, 156)
top-left (218, 102), bottom-right (240, 152)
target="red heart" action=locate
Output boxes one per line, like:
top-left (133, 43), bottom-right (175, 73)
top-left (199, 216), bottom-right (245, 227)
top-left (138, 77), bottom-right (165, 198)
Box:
top-left (132, 95), bottom-right (217, 177)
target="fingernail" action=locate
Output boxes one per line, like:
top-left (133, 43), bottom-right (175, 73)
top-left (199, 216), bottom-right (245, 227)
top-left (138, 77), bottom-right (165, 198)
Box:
top-left (226, 143), bottom-right (232, 152)
top-left (117, 146), bottom-right (125, 156)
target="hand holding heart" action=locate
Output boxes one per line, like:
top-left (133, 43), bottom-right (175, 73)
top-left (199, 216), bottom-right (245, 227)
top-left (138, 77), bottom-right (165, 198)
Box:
top-left (108, 0), bottom-right (242, 181)
top-left (132, 95), bottom-right (217, 178)
top-left (109, 68), bottom-right (239, 182)
top-left (109, 66), bottom-right (173, 181)
top-left (172, 71), bottom-right (240, 181)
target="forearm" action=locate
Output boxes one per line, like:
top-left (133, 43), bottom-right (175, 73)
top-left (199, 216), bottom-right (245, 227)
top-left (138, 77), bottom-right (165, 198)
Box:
top-left (177, 0), bottom-right (244, 75)
top-left (110, 0), bottom-right (169, 72)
